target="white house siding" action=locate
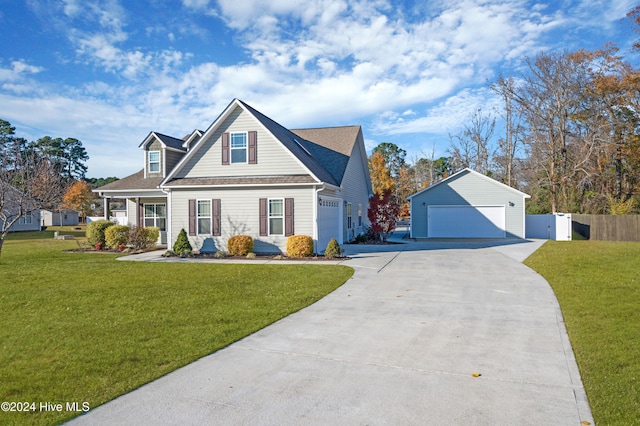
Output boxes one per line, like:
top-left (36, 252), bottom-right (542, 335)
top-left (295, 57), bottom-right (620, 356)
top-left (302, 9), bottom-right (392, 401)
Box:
top-left (176, 106), bottom-right (309, 179)
top-left (169, 186), bottom-right (314, 253)
top-left (41, 210), bottom-right (79, 226)
top-left (338, 136), bottom-right (371, 241)
top-left (411, 171), bottom-right (526, 239)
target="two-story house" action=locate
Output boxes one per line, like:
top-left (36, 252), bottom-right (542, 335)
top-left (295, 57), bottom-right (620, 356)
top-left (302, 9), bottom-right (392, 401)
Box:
top-left (95, 99), bottom-right (373, 253)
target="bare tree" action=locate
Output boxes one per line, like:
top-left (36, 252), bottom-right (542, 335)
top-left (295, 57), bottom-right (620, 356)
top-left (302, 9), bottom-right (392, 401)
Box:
top-left (448, 109), bottom-right (495, 174)
top-left (492, 76), bottom-right (524, 188)
top-left (0, 145), bottom-right (66, 256)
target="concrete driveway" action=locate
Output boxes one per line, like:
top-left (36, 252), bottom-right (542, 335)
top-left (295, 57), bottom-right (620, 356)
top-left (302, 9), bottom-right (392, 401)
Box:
top-left (69, 239), bottom-right (593, 425)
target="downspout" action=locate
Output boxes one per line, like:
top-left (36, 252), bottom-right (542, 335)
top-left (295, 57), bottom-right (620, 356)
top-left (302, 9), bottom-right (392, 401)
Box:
top-left (162, 187), bottom-right (171, 248)
top-left (313, 184), bottom-right (325, 254)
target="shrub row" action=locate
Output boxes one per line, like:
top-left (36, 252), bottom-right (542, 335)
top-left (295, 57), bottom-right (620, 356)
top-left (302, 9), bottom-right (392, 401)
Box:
top-left (86, 220), bottom-right (159, 251)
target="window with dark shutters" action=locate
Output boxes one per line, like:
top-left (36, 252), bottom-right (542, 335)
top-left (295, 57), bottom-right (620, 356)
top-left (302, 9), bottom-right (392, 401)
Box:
top-left (188, 199), bottom-right (196, 236)
top-left (221, 132), bottom-right (230, 165)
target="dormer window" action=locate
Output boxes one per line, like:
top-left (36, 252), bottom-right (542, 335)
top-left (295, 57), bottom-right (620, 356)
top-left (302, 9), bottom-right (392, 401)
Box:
top-left (231, 133), bottom-right (247, 163)
top-left (149, 151), bottom-right (160, 173)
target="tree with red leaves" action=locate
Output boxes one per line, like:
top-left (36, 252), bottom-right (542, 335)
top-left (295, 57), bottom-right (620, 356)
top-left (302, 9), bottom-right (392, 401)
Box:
top-left (367, 189), bottom-right (400, 242)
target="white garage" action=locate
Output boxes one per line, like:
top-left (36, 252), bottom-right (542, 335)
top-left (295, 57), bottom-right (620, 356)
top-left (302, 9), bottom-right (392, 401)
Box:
top-left (428, 205), bottom-right (506, 238)
top-left (409, 168), bottom-right (530, 239)
top-left (317, 197), bottom-right (342, 252)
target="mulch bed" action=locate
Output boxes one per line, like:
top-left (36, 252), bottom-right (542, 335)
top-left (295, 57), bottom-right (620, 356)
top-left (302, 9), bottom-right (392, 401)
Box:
top-left (184, 253), bottom-right (351, 261)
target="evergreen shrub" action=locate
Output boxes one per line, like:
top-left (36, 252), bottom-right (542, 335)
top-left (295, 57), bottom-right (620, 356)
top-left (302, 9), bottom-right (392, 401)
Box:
top-left (105, 225), bottom-right (130, 249)
top-left (324, 238), bottom-right (342, 258)
top-left (173, 229), bottom-right (192, 254)
top-left (86, 220), bottom-right (115, 245)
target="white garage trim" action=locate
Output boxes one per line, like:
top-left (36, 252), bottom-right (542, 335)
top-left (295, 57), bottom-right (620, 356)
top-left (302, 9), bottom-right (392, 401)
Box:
top-left (428, 205), bottom-right (506, 238)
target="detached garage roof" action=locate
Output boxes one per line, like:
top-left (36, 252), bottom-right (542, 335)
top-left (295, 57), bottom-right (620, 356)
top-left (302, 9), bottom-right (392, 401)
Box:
top-left (408, 168), bottom-right (530, 200)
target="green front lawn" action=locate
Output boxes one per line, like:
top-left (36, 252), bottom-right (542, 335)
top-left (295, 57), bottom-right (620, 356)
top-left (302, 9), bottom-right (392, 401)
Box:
top-left (525, 240), bottom-right (640, 425)
top-left (0, 234), bottom-right (353, 425)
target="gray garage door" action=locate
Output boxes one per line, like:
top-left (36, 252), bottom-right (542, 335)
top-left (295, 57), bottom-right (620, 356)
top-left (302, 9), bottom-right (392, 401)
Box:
top-left (428, 205), bottom-right (506, 238)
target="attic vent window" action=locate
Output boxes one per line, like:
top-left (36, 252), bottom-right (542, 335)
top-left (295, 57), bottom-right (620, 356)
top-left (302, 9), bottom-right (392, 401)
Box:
top-left (293, 138), bottom-right (311, 156)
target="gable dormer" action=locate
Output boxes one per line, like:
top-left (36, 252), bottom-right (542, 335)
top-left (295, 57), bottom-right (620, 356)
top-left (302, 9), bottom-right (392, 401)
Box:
top-left (182, 129), bottom-right (204, 152)
top-left (139, 132), bottom-right (188, 178)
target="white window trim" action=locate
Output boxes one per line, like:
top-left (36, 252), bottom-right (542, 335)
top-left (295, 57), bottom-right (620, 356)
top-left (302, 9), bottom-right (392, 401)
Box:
top-left (148, 151), bottom-right (160, 173)
top-left (144, 203), bottom-right (166, 231)
top-left (347, 202), bottom-right (353, 229)
top-left (20, 213), bottom-right (33, 225)
top-left (197, 199), bottom-right (212, 235)
top-left (268, 198), bottom-right (284, 236)
top-left (230, 132), bottom-right (248, 164)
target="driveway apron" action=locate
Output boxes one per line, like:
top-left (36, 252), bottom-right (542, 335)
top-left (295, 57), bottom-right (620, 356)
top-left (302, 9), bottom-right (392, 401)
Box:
top-left (69, 240), bottom-right (592, 425)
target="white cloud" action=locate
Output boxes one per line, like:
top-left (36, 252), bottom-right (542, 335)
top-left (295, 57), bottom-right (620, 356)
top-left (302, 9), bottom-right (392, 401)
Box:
top-left (182, 0), bottom-right (212, 10)
top-left (0, 60), bottom-right (44, 82)
top-left (373, 88), bottom-right (502, 136)
top-left (8, 0), bottom-right (635, 176)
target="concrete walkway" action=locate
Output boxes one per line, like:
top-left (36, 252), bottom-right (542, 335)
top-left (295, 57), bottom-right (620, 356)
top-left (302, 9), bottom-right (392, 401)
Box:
top-left (69, 238), bottom-right (593, 425)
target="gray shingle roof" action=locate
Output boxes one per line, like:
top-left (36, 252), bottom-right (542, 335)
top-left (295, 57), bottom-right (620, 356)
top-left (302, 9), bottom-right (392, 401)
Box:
top-left (291, 126), bottom-right (361, 156)
top-left (154, 133), bottom-right (187, 151)
top-left (102, 100), bottom-right (364, 192)
top-left (94, 170), bottom-right (163, 191)
top-left (237, 100), bottom-right (353, 187)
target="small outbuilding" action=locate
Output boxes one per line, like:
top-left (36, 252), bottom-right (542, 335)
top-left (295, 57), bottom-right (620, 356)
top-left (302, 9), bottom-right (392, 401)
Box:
top-left (41, 209), bottom-right (80, 226)
top-left (408, 168), bottom-right (530, 239)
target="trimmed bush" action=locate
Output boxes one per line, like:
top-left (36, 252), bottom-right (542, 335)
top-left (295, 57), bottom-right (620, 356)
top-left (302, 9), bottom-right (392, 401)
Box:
top-left (105, 225), bottom-right (130, 250)
top-left (227, 235), bottom-right (254, 256)
top-left (86, 220), bottom-right (115, 245)
top-left (146, 227), bottom-right (160, 244)
top-left (324, 238), bottom-right (342, 258)
top-left (173, 228), bottom-right (192, 254)
top-left (128, 226), bottom-right (159, 251)
top-left (286, 235), bottom-right (314, 258)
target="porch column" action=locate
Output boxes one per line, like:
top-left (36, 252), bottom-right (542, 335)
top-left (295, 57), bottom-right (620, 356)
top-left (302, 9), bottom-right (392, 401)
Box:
top-left (103, 198), bottom-right (108, 220)
top-left (136, 197), bottom-right (143, 227)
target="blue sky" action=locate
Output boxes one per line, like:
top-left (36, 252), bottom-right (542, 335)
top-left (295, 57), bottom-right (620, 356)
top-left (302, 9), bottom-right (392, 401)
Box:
top-left (1, 0), bottom-right (638, 178)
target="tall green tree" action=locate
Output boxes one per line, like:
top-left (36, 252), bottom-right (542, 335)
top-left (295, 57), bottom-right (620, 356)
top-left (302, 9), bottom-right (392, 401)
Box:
top-left (34, 136), bottom-right (89, 180)
top-left (372, 142), bottom-right (406, 178)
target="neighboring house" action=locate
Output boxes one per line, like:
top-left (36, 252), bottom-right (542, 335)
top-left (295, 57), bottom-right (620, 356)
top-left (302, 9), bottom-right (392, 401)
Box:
top-left (95, 99), bottom-right (373, 253)
top-left (408, 168), bottom-right (530, 239)
top-left (0, 184), bottom-right (42, 233)
top-left (41, 209), bottom-right (79, 226)
top-left (2, 211), bottom-right (41, 232)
